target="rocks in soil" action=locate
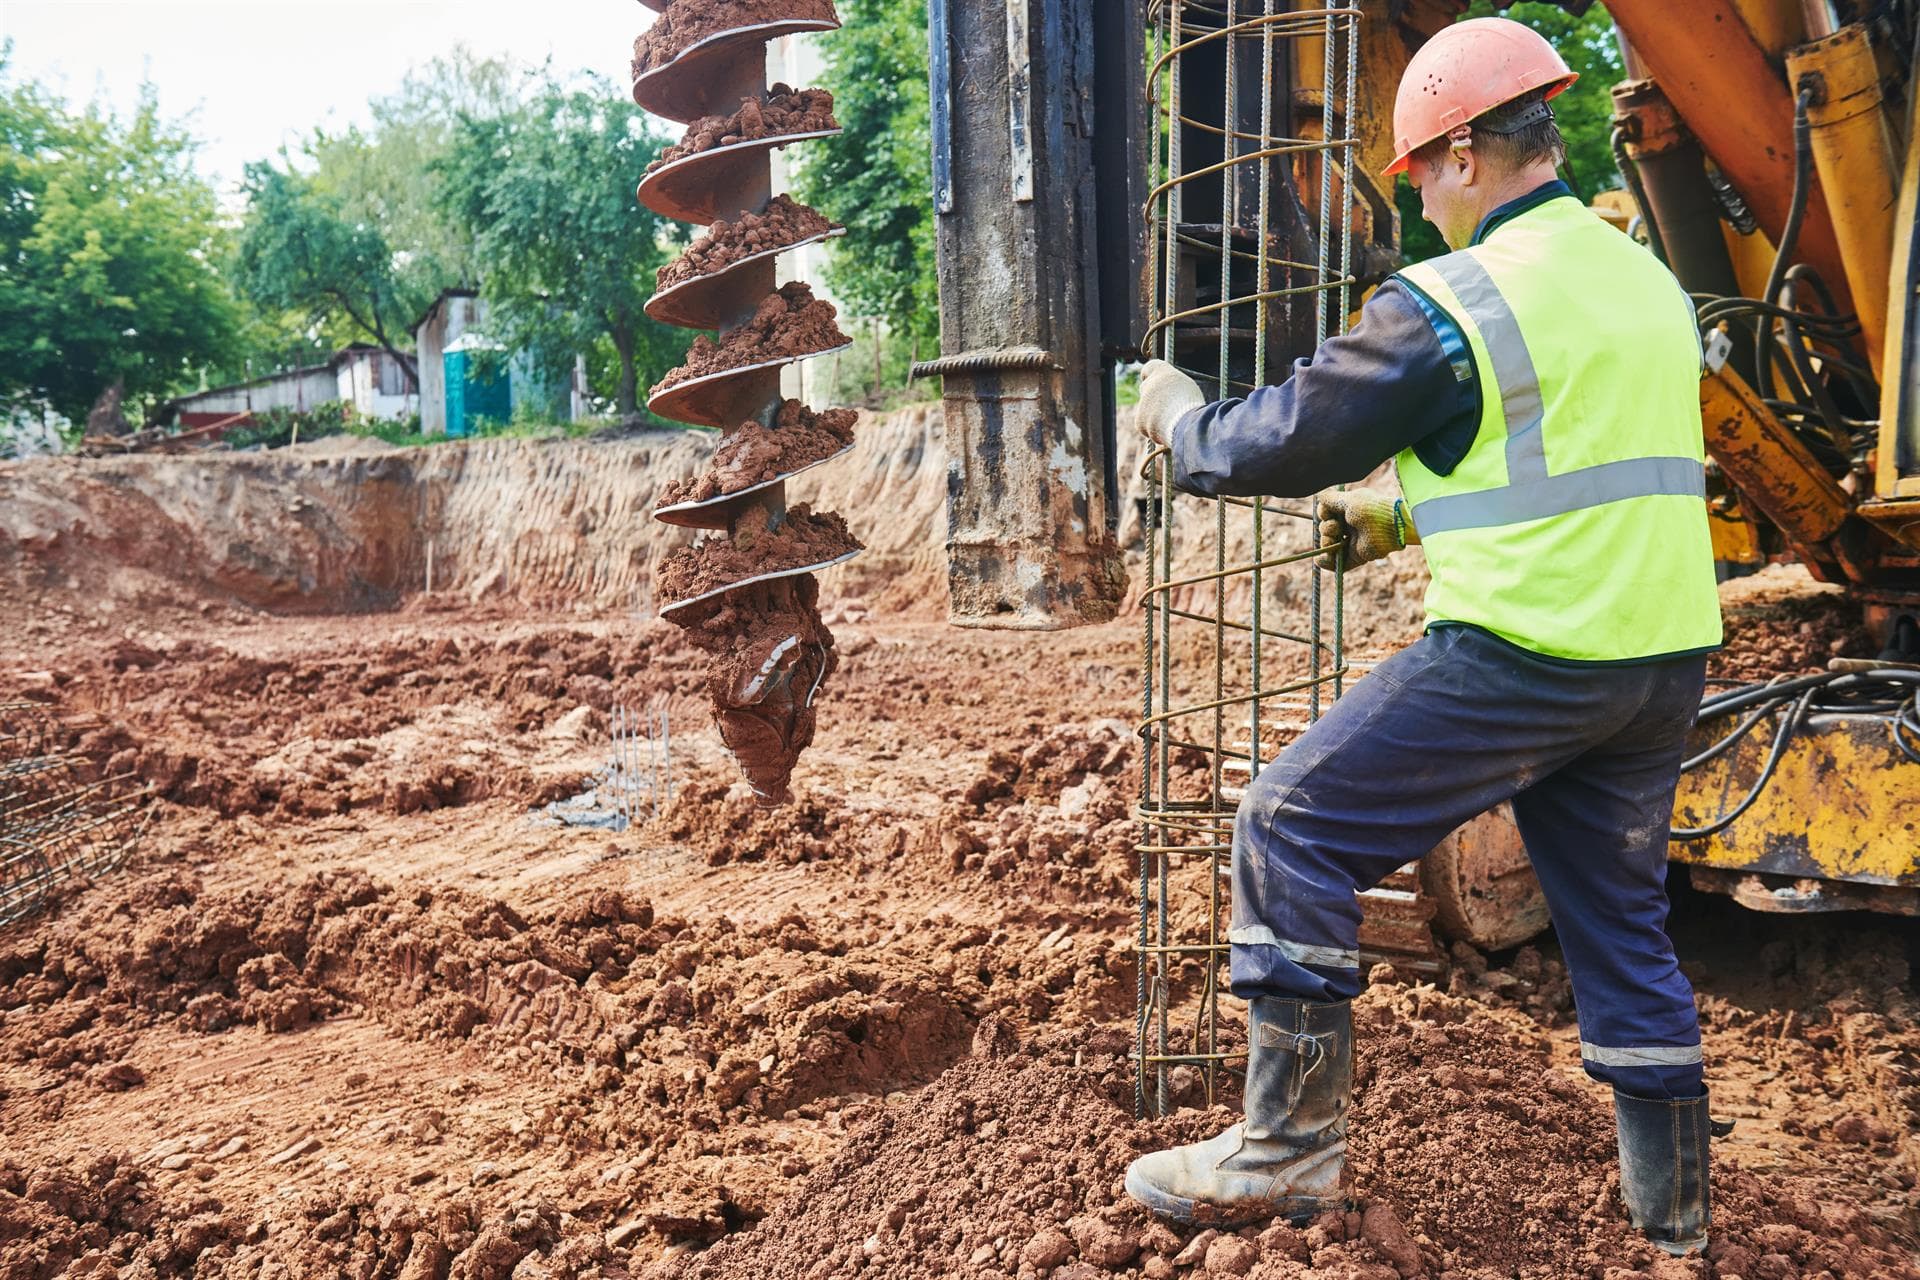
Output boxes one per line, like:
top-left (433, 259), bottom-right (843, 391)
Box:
top-left (656, 197), bottom-right (841, 295)
top-left (647, 85), bottom-right (838, 175)
top-left (657, 400), bottom-right (858, 509)
top-left (652, 283), bottom-right (850, 396)
top-left (631, 0), bottom-right (839, 77)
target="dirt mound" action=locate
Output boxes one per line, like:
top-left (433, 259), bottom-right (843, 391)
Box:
top-left (32, 623), bottom-right (705, 819)
top-left (657, 197), bottom-right (841, 294)
top-left (652, 283), bottom-right (850, 396)
top-left (1710, 565), bottom-right (1875, 681)
top-left (648, 86), bottom-right (838, 175)
top-left (663, 983), bottom-right (1920, 1280)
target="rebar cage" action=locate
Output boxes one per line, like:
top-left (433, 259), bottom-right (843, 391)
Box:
top-left (1136, 1), bottom-right (1363, 1118)
top-left (1, 702), bottom-right (150, 929)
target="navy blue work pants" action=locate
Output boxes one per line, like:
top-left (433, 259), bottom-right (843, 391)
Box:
top-left (1229, 624), bottom-right (1707, 1099)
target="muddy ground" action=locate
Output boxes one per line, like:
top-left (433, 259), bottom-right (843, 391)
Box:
top-left (1, 445), bottom-right (1917, 1279)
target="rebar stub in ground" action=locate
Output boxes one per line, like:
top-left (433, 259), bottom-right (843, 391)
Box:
top-left (632, 3), bottom-right (841, 124)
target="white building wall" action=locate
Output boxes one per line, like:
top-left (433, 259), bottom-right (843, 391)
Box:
top-left (174, 366), bottom-right (338, 417)
top-left (768, 33), bottom-right (841, 408)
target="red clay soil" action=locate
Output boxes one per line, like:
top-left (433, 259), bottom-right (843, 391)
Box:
top-left (1709, 568), bottom-right (1876, 682)
top-left (646, 86), bottom-right (838, 175)
top-left (656, 505), bottom-right (860, 604)
top-left (662, 981), bottom-right (1920, 1280)
top-left (3, 531), bottom-right (1918, 1278)
top-left (651, 283), bottom-right (850, 396)
top-left (632, 0), bottom-right (839, 77)
top-left (655, 197), bottom-right (841, 294)
top-left (656, 400), bottom-right (857, 509)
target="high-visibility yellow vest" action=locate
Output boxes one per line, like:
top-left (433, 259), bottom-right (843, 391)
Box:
top-left (1394, 195), bottom-right (1723, 662)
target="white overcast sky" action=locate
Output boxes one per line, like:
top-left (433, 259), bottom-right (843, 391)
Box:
top-left (1, 1), bottom-right (659, 194)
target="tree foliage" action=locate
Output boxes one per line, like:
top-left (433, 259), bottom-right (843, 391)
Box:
top-left (1396, 2), bottom-right (1624, 262)
top-left (234, 161), bottom-right (420, 386)
top-left (305, 50), bottom-right (521, 322)
top-left (435, 70), bottom-right (689, 414)
top-left (0, 51), bottom-right (240, 425)
top-left (791, 0), bottom-right (938, 348)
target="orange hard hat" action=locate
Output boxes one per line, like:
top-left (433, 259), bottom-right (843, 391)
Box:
top-left (1384, 17), bottom-right (1579, 177)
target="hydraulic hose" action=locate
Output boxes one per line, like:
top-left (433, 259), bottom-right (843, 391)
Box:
top-left (1673, 669), bottom-right (1920, 839)
top-left (1754, 87), bottom-right (1816, 403)
top-left (1610, 124), bottom-right (1668, 265)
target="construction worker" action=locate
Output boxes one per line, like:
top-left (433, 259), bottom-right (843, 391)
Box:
top-left (1125, 17), bottom-right (1720, 1256)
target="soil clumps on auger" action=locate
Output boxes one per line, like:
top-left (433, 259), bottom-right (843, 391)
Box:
top-left (646, 86), bottom-right (838, 175)
top-left (656, 196), bottom-right (841, 294)
top-left (658, 506), bottom-right (859, 603)
top-left (658, 400), bottom-right (857, 507)
top-left (632, 0), bottom-right (840, 77)
top-left (651, 283), bottom-right (849, 395)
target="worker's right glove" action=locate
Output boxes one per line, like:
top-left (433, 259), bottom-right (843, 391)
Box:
top-left (1136, 359), bottom-right (1206, 450)
top-left (1316, 489), bottom-right (1416, 571)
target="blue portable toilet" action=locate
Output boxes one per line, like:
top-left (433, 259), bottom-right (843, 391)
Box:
top-left (443, 333), bottom-right (511, 438)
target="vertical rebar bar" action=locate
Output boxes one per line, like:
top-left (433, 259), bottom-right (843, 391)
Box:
top-left (1136, 0), bottom-right (1360, 1118)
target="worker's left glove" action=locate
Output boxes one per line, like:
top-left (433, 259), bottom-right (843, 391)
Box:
top-left (1317, 489), bottom-right (1416, 571)
top-left (1136, 359), bottom-right (1205, 449)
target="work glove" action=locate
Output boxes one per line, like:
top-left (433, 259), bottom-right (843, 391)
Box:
top-left (1136, 359), bottom-right (1205, 449)
top-left (1317, 489), bottom-right (1416, 571)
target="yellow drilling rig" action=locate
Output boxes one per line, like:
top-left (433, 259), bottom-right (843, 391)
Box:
top-left (921, 0), bottom-right (1920, 965)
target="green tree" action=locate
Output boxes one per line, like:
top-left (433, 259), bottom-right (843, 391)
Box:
top-left (305, 48), bottom-right (521, 317)
top-left (235, 161), bottom-right (420, 388)
top-left (791, 0), bottom-right (938, 350)
top-left (0, 52), bottom-right (241, 425)
top-left (436, 70), bottom-right (688, 414)
top-left (1396, 2), bottom-right (1624, 262)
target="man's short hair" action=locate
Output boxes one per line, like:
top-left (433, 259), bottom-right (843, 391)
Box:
top-left (1412, 89), bottom-right (1566, 177)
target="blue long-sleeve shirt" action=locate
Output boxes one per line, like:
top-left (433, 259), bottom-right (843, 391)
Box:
top-left (1170, 181), bottom-right (1574, 500)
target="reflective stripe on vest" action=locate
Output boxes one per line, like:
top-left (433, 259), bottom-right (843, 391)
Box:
top-left (1407, 251), bottom-right (1706, 536)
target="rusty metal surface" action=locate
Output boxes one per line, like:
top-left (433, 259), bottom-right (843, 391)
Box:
top-left (1699, 365), bottom-right (1852, 555)
top-left (1674, 706), bottom-right (1920, 887)
top-left (645, 228), bottom-right (846, 331)
top-left (1688, 867), bottom-right (1920, 916)
top-left (634, 129), bottom-right (844, 227)
top-left (1419, 804), bottom-right (1551, 953)
top-left (929, 0), bottom-right (1133, 630)
top-left (632, 17), bottom-right (842, 123)
top-left (1607, 0), bottom-right (1854, 319)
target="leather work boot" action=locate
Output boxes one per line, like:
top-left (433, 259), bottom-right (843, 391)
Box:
top-left (1615, 1090), bottom-right (1711, 1255)
top-left (1125, 997), bottom-right (1351, 1226)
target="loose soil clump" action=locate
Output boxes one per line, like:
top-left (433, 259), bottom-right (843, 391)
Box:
top-left (632, 0), bottom-right (840, 77)
top-left (657, 505), bottom-right (860, 604)
top-left (646, 86), bottom-right (838, 175)
top-left (657, 400), bottom-right (858, 509)
top-left (656, 196), bottom-right (841, 294)
top-left (651, 283), bottom-right (850, 396)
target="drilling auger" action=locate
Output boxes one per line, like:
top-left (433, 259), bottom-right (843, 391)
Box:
top-left (632, 0), bottom-right (861, 807)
